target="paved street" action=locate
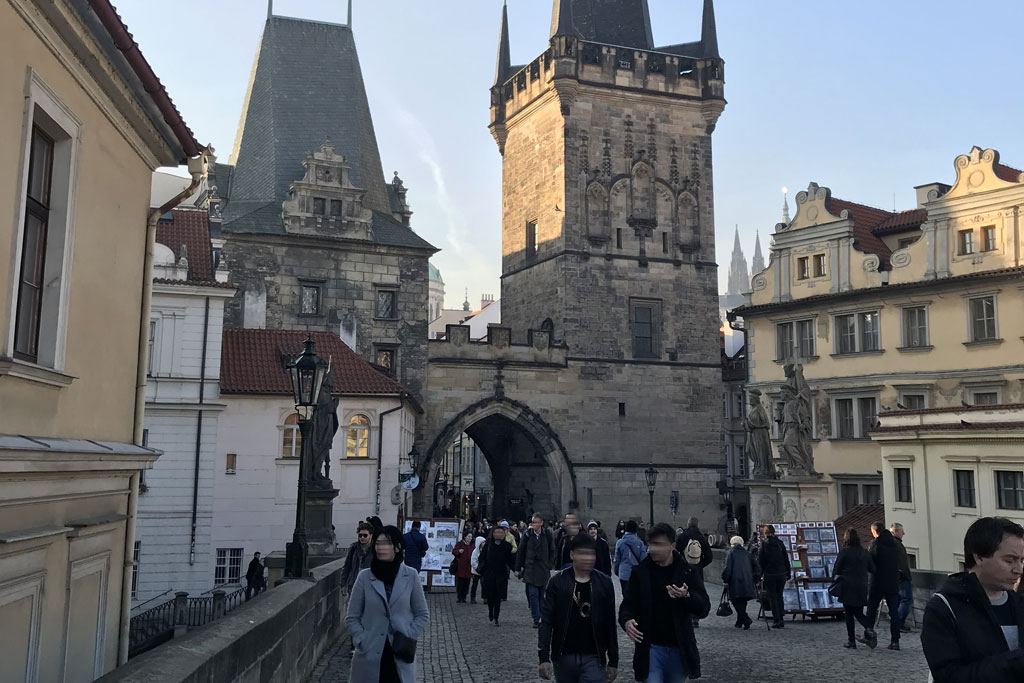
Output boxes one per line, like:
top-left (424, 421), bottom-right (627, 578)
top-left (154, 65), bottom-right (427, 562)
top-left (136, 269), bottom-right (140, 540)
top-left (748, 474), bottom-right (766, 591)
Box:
top-left (309, 579), bottom-right (930, 682)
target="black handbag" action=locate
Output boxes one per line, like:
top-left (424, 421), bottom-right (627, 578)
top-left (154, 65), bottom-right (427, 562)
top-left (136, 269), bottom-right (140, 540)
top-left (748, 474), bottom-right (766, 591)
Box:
top-left (827, 576), bottom-right (844, 600)
top-left (715, 587), bottom-right (733, 617)
top-left (392, 630), bottom-right (417, 663)
top-left (448, 557), bottom-right (458, 576)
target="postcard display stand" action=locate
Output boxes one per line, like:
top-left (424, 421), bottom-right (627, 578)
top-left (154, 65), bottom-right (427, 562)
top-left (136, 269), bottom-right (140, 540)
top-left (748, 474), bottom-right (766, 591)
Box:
top-left (773, 521), bottom-right (844, 619)
top-left (403, 518), bottom-right (461, 591)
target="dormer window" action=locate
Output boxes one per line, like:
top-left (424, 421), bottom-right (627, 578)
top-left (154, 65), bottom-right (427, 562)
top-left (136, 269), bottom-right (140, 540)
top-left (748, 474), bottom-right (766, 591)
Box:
top-left (313, 197), bottom-right (326, 216)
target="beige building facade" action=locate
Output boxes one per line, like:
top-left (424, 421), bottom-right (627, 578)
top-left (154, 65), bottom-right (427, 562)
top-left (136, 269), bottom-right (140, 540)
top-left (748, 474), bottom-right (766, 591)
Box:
top-left (0, 1), bottom-right (203, 680)
top-left (732, 146), bottom-right (1024, 528)
top-left (873, 405), bottom-right (1024, 572)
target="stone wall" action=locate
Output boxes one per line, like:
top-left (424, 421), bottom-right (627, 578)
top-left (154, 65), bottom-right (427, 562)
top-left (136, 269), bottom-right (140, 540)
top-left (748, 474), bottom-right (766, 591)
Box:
top-left (98, 558), bottom-right (348, 683)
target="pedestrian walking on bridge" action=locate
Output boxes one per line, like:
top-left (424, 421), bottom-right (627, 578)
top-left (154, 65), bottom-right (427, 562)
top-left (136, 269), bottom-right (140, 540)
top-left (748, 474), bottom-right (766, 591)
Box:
top-left (479, 525), bottom-right (516, 626)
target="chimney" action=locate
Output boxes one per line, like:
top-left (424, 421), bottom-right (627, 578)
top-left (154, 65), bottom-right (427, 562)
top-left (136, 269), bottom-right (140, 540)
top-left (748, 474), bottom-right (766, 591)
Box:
top-left (481, 294), bottom-right (495, 310)
top-left (914, 182), bottom-right (951, 208)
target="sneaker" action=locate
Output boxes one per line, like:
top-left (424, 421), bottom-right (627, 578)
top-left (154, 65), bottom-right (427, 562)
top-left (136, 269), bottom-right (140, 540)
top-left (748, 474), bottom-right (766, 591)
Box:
top-left (888, 642), bottom-right (900, 651)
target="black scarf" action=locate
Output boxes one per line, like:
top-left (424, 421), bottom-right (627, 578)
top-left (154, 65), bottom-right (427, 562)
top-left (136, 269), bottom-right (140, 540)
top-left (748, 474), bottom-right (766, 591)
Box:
top-left (371, 557), bottom-right (402, 586)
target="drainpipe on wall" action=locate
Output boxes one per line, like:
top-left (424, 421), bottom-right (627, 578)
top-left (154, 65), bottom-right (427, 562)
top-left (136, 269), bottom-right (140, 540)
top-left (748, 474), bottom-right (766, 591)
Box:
top-left (119, 152), bottom-right (209, 666)
top-left (376, 394), bottom-right (407, 516)
top-left (189, 297), bottom-right (211, 566)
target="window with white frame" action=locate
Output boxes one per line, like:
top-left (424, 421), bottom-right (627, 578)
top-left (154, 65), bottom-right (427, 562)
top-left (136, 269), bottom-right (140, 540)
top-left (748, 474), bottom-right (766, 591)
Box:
top-left (899, 392), bottom-right (927, 410)
top-left (954, 469), bottom-right (976, 508)
top-left (901, 306), bottom-right (928, 348)
top-left (733, 393), bottom-right (744, 419)
top-left (10, 79), bottom-right (81, 370)
top-left (839, 480), bottom-right (883, 514)
top-left (968, 295), bottom-right (997, 342)
top-left (958, 229), bottom-right (974, 255)
top-left (813, 254), bottom-right (827, 278)
top-left (736, 444), bottom-right (747, 477)
top-left (796, 256), bottom-right (809, 280)
top-left (983, 226), bottom-right (997, 252)
top-left (346, 414), bottom-right (370, 458)
top-left (831, 394), bottom-right (878, 439)
top-left (971, 390), bottom-right (1000, 406)
top-left (147, 320), bottom-right (157, 376)
top-left (214, 548), bottom-right (243, 585)
top-left (281, 413), bottom-right (301, 458)
top-left (996, 471), bottom-right (1024, 511)
top-left (775, 319), bottom-right (814, 361)
top-left (834, 311), bottom-right (881, 354)
top-left (131, 540), bottom-right (141, 599)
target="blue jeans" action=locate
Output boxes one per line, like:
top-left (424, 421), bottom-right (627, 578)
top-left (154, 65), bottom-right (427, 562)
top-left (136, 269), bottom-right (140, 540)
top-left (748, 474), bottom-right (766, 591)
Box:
top-left (896, 580), bottom-right (913, 629)
top-left (647, 645), bottom-right (686, 683)
top-left (554, 654), bottom-right (604, 683)
top-left (526, 583), bottom-right (543, 624)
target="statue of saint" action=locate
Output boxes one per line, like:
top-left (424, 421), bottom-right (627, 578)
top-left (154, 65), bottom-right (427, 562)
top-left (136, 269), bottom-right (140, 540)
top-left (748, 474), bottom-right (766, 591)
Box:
top-left (778, 364), bottom-right (817, 476)
top-left (309, 371), bottom-right (339, 486)
top-left (745, 390), bottom-right (776, 478)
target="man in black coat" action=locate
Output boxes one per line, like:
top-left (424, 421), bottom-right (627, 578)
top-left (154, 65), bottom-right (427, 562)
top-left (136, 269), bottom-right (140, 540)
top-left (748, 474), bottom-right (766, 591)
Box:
top-left (538, 533), bottom-right (618, 682)
top-left (244, 552), bottom-right (265, 599)
top-left (922, 517), bottom-right (1024, 682)
top-left (620, 523), bottom-right (710, 682)
top-left (517, 512), bottom-right (556, 628)
top-left (757, 524), bottom-right (792, 629)
top-left (339, 522), bottom-right (374, 593)
top-left (865, 521), bottom-right (903, 650)
top-left (675, 517), bottom-right (712, 628)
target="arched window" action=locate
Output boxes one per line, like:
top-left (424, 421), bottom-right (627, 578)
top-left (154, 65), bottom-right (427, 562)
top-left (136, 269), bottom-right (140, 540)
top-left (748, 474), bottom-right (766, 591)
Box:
top-left (346, 415), bottom-right (371, 459)
top-left (281, 413), bottom-right (301, 458)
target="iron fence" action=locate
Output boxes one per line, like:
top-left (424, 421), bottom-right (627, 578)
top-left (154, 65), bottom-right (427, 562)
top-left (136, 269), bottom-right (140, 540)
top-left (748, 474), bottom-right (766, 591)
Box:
top-left (225, 587), bottom-right (246, 612)
top-left (186, 595), bottom-right (215, 627)
top-left (128, 597), bottom-right (175, 658)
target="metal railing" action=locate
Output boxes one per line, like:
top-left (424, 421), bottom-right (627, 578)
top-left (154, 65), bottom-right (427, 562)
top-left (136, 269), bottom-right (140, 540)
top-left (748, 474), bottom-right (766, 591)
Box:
top-left (128, 597), bottom-right (176, 658)
top-left (128, 586), bottom-right (259, 659)
top-left (186, 595), bottom-right (214, 627)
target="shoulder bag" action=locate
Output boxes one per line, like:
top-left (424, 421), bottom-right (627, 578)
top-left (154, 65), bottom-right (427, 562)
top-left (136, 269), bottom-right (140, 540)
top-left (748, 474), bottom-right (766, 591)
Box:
top-left (716, 586), bottom-right (733, 617)
top-left (392, 630), bottom-right (417, 663)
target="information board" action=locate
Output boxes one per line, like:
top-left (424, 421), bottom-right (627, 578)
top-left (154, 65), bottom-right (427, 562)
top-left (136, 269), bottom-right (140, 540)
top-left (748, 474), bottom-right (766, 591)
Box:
top-left (403, 518), bottom-right (461, 590)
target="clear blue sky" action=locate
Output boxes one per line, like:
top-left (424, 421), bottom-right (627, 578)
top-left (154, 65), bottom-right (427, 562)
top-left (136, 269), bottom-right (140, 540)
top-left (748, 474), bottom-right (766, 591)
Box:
top-left (117, 1), bottom-right (1024, 307)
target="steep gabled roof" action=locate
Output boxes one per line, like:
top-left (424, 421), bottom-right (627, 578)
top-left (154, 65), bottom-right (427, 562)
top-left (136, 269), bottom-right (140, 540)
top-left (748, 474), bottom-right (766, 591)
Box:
top-left (827, 198), bottom-right (894, 266)
top-left (220, 329), bottom-right (409, 396)
top-left (225, 16), bottom-right (391, 220)
top-left (872, 208), bottom-right (928, 236)
top-left (155, 208), bottom-right (213, 280)
top-left (551, 0), bottom-right (654, 49)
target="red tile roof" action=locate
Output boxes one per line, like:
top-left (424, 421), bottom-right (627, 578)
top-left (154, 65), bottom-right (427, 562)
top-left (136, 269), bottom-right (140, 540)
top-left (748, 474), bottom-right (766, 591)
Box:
top-left (872, 208), bottom-right (928, 235)
top-left (833, 504), bottom-right (884, 547)
top-left (874, 421), bottom-right (1024, 433)
top-left (995, 163), bottom-right (1023, 183)
top-left (152, 278), bottom-right (235, 289)
top-left (156, 209), bottom-right (212, 281)
top-left (827, 198), bottom-right (894, 265)
top-left (220, 329), bottom-right (409, 396)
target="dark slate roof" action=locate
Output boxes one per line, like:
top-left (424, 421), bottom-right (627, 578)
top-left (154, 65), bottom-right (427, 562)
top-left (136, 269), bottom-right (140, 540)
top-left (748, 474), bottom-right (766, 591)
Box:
top-left (155, 209), bottom-right (213, 280)
top-left (371, 211), bottom-right (436, 250)
top-left (210, 162), bottom-right (234, 202)
top-left (552, 0), bottom-right (654, 49)
top-left (220, 329), bottom-right (409, 396)
top-left (224, 16), bottom-right (391, 220)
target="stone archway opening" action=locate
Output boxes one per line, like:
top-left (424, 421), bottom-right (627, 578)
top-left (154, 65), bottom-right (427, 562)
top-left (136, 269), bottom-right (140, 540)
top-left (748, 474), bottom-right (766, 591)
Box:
top-left (417, 399), bottom-right (576, 524)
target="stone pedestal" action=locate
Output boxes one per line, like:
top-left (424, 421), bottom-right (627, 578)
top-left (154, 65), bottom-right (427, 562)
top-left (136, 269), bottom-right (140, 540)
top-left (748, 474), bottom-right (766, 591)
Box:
top-left (746, 475), bottom-right (830, 527)
top-left (307, 484), bottom-right (340, 557)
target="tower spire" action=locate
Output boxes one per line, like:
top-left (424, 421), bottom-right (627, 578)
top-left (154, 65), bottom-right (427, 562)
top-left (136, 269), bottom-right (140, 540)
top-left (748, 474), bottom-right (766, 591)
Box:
top-left (781, 187), bottom-right (790, 224)
top-left (752, 230), bottom-right (765, 275)
top-left (727, 225), bottom-right (749, 296)
top-left (701, 0), bottom-right (720, 60)
top-left (493, 1), bottom-right (511, 87)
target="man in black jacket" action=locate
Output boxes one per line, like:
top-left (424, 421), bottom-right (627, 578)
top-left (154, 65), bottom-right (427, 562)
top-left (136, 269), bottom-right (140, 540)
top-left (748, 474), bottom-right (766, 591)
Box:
top-left (757, 524), bottom-right (791, 629)
top-left (518, 512), bottom-right (557, 628)
top-left (339, 522), bottom-right (374, 593)
top-left (865, 521), bottom-right (903, 650)
top-left (620, 523), bottom-right (710, 682)
top-left (922, 517), bottom-right (1024, 682)
top-left (538, 533), bottom-right (618, 683)
top-left (675, 517), bottom-right (712, 628)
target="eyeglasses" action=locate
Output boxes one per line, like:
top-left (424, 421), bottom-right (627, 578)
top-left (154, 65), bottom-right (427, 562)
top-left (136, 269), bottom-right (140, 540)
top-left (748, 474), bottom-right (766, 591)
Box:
top-left (358, 533), bottom-right (370, 538)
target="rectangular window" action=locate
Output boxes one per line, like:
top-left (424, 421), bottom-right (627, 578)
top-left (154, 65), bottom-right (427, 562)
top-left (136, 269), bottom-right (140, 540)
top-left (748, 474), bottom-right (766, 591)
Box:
top-left (863, 484), bottom-right (881, 505)
top-left (375, 347), bottom-right (396, 375)
top-left (633, 306), bottom-right (654, 357)
top-left (958, 229), bottom-right (974, 255)
top-left (797, 319), bottom-right (815, 358)
top-left (375, 289), bottom-right (396, 319)
top-left (776, 322), bottom-right (794, 361)
top-left (587, 488), bottom-right (594, 508)
top-left (734, 393), bottom-right (744, 420)
top-left (860, 311), bottom-right (880, 352)
top-left (737, 445), bottom-right (747, 477)
top-left (835, 314), bottom-right (856, 354)
top-left (214, 548), bottom-right (243, 585)
top-left (858, 396), bottom-right (877, 437)
top-left (841, 483), bottom-right (859, 513)
top-left (662, 232), bottom-right (668, 254)
top-left (835, 398), bottom-right (854, 439)
top-left (330, 199), bottom-right (342, 217)
top-left (996, 471), bottom-right (1024, 511)
top-left (300, 284), bottom-right (321, 316)
top-left (14, 126), bottom-right (55, 362)
top-left (954, 470), bottom-right (976, 508)
top-left (898, 237), bottom-right (917, 250)
top-left (526, 220), bottom-right (538, 258)
top-left (900, 393), bottom-right (926, 410)
top-left (313, 197), bottom-right (326, 215)
top-left (969, 296), bottom-right (997, 342)
top-left (225, 453), bottom-right (237, 474)
top-left (902, 306), bottom-right (928, 348)
top-left (983, 226), bottom-right (997, 252)
top-left (972, 391), bottom-right (999, 406)
top-left (618, 402), bottom-right (626, 417)
top-left (813, 254), bottom-right (827, 278)
top-left (131, 540), bottom-right (141, 599)
top-left (616, 228), bottom-right (623, 250)
top-left (895, 467), bottom-right (912, 503)
top-left (796, 256), bottom-right (809, 280)
top-left (147, 320), bottom-right (157, 376)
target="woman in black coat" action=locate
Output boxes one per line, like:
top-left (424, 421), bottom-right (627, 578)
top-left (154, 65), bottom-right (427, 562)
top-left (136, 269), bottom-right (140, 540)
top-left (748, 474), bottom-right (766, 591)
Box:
top-left (831, 528), bottom-right (876, 649)
top-left (478, 526), bottom-right (516, 626)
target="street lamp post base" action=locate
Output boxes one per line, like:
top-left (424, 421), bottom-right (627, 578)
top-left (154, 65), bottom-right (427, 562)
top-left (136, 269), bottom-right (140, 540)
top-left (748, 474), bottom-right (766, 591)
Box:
top-left (285, 535), bottom-right (309, 579)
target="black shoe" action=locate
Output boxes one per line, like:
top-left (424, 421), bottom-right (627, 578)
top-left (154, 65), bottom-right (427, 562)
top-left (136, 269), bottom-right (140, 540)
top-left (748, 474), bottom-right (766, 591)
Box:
top-left (494, 620), bottom-right (500, 627)
top-left (743, 622), bottom-right (751, 630)
top-left (692, 621), bottom-right (700, 629)
top-left (771, 622), bottom-right (785, 629)
top-left (864, 629), bottom-right (878, 649)
top-left (900, 626), bottom-right (912, 633)
top-left (734, 622), bottom-right (744, 629)
top-left (533, 622), bottom-right (540, 629)
top-left (888, 642), bottom-right (900, 651)
top-left (844, 641), bottom-right (857, 649)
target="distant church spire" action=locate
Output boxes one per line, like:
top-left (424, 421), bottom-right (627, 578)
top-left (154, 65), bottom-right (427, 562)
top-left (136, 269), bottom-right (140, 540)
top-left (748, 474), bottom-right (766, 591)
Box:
top-left (781, 187), bottom-right (790, 225)
top-left (493, 1), bottom-right (511, 87)
top-left (701, 0), bottom-right (720, 60)
top-left (727, 225), bottom-right (749, 296)
top-left (751, 230), bottom-right (765, 275)
top-left (463, 288), bottom-right (471, 312)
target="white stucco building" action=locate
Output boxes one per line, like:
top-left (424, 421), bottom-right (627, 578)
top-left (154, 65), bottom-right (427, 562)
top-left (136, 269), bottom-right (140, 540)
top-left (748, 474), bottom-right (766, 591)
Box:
top-left (213, 329), bottom-right (419, 575)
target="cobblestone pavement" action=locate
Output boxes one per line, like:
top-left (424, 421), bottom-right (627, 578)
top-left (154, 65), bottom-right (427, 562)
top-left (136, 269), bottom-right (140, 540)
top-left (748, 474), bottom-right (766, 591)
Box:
top-left (310, 580), bottom-right (930, 682)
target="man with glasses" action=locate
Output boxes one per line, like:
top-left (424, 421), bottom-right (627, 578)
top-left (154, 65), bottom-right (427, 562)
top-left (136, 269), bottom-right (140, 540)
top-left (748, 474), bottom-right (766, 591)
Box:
top-left (341, 522), bottom-right (375, 594)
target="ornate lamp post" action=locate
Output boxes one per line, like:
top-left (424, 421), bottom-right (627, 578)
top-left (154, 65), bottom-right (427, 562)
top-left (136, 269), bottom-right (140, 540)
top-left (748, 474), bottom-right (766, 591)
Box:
top-left (644, 465), bottom-right (659, 526)
top-left (284, 336), bottom-right (327, 579)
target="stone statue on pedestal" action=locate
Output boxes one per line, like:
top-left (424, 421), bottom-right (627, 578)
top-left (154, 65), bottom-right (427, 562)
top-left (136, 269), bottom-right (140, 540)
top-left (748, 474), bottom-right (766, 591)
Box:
top-left (745, 390), bottom-right (776, 478)
top-left (778, 364), bottom-right (816, 476)
top-left (309, 371), bottom-right (339, 487)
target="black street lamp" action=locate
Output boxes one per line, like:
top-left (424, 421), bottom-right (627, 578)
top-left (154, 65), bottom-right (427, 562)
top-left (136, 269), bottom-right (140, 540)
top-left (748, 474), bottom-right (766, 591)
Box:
top-left (644, 465), bottom-right (659, 526)
top-left (284, 335), bottom-right (327, 580)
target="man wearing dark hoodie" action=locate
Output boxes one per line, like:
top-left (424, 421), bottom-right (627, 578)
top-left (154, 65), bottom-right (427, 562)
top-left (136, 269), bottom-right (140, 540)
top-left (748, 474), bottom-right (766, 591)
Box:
top-left (864, 521), bottom-right (902, 650)
top-left (922, 517), bottom-right (1024, 682)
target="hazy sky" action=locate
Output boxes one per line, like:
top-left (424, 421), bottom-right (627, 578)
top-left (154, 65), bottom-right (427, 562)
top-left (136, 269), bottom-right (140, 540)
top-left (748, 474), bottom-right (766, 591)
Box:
top-left (118, 1), bottom-right (1024, 308)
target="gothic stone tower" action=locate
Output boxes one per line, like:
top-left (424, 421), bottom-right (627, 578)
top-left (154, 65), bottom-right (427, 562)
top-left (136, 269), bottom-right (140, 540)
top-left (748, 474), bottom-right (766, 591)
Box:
top-left (487, 0), bottom-right (727, 518)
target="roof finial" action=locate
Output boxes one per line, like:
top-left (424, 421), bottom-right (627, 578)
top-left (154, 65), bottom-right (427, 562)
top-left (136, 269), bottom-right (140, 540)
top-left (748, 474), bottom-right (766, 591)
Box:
top-left (347, 0), bottom-right (352, 27)
top-left (701, 0), bottom-right (720, 60)
top-left (781, 187), bottom-right (790, 224)
top-left (493, 0), bottom-right (511, 87)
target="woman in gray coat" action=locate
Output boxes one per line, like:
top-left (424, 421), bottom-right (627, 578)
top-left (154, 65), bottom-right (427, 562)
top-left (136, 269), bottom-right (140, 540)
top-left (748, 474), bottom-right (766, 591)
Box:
top-left (722, 535), bottom-right (760, 629)
top-left (345, 525), bottom-right (429, 683)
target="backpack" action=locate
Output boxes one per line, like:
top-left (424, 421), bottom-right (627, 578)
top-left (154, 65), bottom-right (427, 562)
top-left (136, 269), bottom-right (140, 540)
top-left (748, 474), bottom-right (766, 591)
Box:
top-left (684, 538), bottom-right (704, 565)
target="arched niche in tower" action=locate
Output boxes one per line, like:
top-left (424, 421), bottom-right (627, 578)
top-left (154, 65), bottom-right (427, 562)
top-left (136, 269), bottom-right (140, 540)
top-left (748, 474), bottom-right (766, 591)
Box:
top-left (585, 182), bottom-right (609, 241)
top-left (630, 162), bottom-right (655, 221)
top-left (655, 181), bottom-right (675, 255)
top-left (677, 191), bottom-right (700, 254)
top-left (610, 178), bottom-right (633, 252)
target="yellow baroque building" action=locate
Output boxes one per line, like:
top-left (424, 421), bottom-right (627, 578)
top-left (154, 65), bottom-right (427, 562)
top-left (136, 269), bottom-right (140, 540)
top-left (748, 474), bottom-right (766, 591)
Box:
top-left (732, 146), bottom-right (1024, 569)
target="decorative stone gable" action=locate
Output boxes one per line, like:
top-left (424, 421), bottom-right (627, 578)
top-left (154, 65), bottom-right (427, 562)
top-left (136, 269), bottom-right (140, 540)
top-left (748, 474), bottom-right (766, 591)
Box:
top-left (783, 182), bottom-right (847, 232)
top-left (944, 147), bottom-right (1024, 200)
top-left (281, 138), bottom-right (373, 240)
